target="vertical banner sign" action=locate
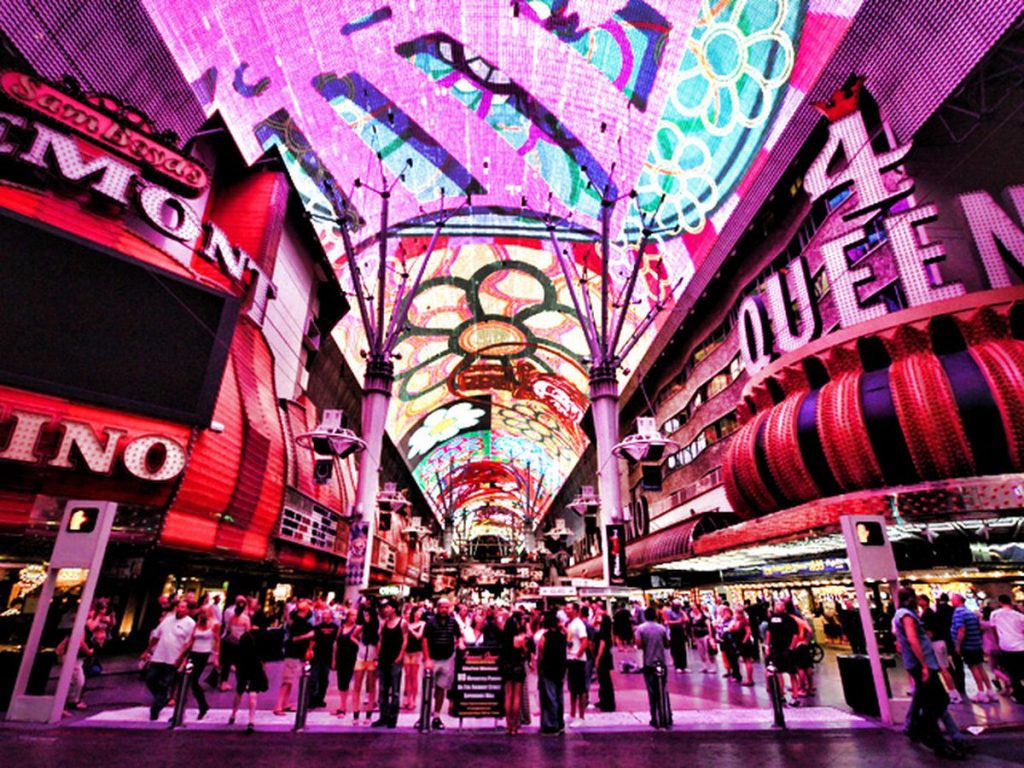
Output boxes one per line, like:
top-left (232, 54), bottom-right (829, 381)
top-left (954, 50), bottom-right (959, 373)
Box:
top-left (606, 524), bottom-right (627, 586)
top-left (452, 648), bottom-right (505, 718)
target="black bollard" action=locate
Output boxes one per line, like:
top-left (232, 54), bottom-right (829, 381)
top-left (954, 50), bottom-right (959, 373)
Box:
top-left (294, 661), bottom-right (312, 731)
top-left (766, 662), bottom-right (787, 729)
top-left (654, 661), bottom-right (672, 729)
top-left (170, 661), bottom-right (193, 729)
top-left (418, 667), bottom-right (435, 732)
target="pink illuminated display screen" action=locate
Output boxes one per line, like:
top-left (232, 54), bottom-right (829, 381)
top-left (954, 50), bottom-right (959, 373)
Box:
top-left (142, 0), bottom-right (860, 536)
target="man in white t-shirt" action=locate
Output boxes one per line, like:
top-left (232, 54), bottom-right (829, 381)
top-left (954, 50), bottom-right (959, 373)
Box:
top-left (210, 594), bottom-right (223, 625)
top-left (990, 594), bottom-right (1024, 703)
top-left (142, 599), bottom-right (196, 720)
top-left (564, 602), bottom-right (589, 726)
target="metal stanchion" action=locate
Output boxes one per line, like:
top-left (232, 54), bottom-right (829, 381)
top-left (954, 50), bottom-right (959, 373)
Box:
top-left (170, 661), bottom-right (193, 729)
top-left (766, 662), bottom-right (787, 729)
top-left (418, 667), bottom-right (435, 732)
top-left (294, 661), bottom-right (312, 731)
top-left (653, 661), bottom-right (672, 729)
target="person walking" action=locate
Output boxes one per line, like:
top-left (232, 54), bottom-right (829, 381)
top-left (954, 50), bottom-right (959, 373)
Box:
top-left (919, 594), bottom-right (961, 704)
top-left (178, 604), bottom-right (220, 720)
top-left (990, 594), bottom-right (1024, 703)
top-left (372, 600), bottom-right (408, 728)
top-left (635, 606), bottom-right (671, 729)
top-left (218, 596), bottom-right (250, 692)
top-left (893, 586), bottom-right (963, 758)
top-left (950, 594), bottom-right (995, 703)
top-left (537, 610), bottom-right (567, 735)
top-left (59, 625), bottom-right (103, 716)
top-left (352, 601), bottom-right (380, 725)
top-left (141, 599), bottom-right (195, 721)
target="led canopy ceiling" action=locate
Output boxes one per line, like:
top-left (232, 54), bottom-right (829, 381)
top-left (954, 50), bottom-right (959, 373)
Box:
top-left (144, 0), bottom-right (862, 543)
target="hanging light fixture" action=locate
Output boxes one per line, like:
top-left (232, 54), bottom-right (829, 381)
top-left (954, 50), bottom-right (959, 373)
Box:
top-left (612, 417), bottom-right (681, 464)
top-left (295, 409), bottom-right (366, 485)
top-left (403, 516), bottom-right (430, 544)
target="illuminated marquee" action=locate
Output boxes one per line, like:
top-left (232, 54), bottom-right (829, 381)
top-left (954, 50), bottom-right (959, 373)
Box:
top-left (0, 105), bottom-right (275, 322)
top-left (738, 79), bottom-right (1024, 375)
top-left (0, 408), bottom-right (187, 482)
top-left (0, 70), bottom-right (209, 196)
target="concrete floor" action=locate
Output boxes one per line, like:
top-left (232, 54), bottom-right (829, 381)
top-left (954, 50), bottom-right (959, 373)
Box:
top-left (4, 724), bottom-right (1024, 768)
top-left (5, 643), bottom-right (1024, 765)
top-left (50, 643), bottom-right (1024, 734)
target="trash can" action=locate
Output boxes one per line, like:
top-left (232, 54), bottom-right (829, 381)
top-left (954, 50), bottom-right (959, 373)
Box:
top-left (0, 647), bottom-right (57, 711)
top-left (836, 654), bottom-right (893, 717)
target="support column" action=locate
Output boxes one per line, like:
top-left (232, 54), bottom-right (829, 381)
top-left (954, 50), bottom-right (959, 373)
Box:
top-left (589, 363), bottom-right (622, 588)
top-left (345, 359), bottom-right (394, 603)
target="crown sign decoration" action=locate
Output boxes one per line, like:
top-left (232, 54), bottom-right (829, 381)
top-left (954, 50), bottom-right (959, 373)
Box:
top-left (812, 75), bottom-right (865, 122)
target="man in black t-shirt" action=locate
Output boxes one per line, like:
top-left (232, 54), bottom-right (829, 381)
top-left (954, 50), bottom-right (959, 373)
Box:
top-left (422, 598), bottom-right (463, 729)
top-left (274, 599), bottom-right (314, 715)
top-left (765, 600), bottom-right (799, 702)
top-left (309, 606), bottom-right (338, 708)
top-left (373, 600), bottom-right (408, 727)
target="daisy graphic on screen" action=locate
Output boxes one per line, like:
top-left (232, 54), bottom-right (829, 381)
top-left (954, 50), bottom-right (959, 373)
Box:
top-left (407, 402), bottom-right (486, 459)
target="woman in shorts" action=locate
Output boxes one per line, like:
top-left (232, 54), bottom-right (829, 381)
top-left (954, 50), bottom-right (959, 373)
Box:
top-left (403, 605), bottom-right (425, 710)
top-left (728, 608), bottom-right (757, 686)
top-left (351, 602), bottom-right (379, 725)
top-left (229, 629), bottom-right (268, 734)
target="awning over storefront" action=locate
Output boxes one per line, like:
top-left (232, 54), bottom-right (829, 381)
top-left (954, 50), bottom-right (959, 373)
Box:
top-left (567, 512), bottom-right (738, 579)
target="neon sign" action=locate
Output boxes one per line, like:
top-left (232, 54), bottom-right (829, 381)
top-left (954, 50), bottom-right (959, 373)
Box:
top-left (0, 71), bottom-right (209, 196)
top-left (738, 78), bottom-right (1024, 375)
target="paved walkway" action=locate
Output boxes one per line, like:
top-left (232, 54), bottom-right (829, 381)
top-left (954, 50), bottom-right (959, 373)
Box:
top-left (6, 724), bottom-right (1024, 768)
top-left (34, 643), bottom-right (1024, 734)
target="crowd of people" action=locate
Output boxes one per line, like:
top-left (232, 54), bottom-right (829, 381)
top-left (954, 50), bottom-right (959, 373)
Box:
top-left (130, 592), bottom-right (789, 732)
top-left (111, 586), bottom-right (1024, 737)
top-left (892, 587), bottom-right (1024, 758)
top-left (56, 597), bottom-right (117, 716)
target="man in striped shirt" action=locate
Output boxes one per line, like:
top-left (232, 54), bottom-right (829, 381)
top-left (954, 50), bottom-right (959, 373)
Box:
top-left (951, 594), bottom-right (995, 703)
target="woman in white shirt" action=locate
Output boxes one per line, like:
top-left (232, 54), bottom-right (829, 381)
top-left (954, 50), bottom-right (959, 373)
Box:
top-left (178, 604), bottom-right (220, 720)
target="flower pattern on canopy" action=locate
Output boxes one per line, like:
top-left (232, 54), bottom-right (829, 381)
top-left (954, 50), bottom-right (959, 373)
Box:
top-left (407, 402), bottom-right (487, 459)
top-left (141, 0), bottom-right (862, 540)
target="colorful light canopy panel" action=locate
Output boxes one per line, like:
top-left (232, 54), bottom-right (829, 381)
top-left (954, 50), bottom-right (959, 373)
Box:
top-left (144, 0), bottom-right (861, 537)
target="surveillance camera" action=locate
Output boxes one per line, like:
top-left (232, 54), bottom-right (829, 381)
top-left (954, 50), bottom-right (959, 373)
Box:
top-left (313, 458), bottom-right (334, 485)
